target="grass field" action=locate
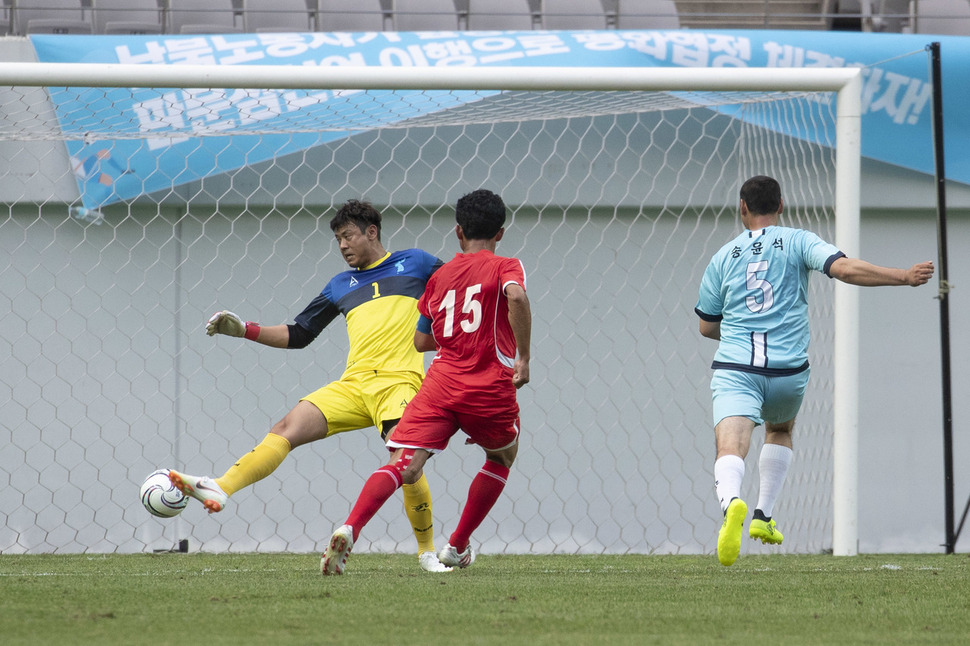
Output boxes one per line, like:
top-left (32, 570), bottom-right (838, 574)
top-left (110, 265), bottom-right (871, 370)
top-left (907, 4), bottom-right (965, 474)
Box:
top-left (2, 552), bottom-right (968, 645)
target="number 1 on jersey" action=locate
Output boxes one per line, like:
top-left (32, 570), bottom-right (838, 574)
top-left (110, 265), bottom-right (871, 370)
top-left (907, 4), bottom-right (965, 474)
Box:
top-left (439, 284), bottom-right (483, 337)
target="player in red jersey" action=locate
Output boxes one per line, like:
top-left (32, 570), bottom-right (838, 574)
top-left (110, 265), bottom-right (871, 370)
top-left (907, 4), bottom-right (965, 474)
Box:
top-left (321, 188), bottom-right (532, 574)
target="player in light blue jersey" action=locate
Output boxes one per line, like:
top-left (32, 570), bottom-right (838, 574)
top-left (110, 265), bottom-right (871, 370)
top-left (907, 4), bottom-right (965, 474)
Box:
top-left (695, 175), bottom-right (934, 566)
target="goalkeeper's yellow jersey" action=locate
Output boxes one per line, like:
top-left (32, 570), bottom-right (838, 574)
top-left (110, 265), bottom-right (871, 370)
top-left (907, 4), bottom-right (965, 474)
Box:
top-left (292, 249), bottom-right (444, 378)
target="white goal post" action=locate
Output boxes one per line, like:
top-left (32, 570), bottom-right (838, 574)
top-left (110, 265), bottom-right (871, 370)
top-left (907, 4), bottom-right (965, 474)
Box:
top-left (0, 62), bottom-right (862, 556)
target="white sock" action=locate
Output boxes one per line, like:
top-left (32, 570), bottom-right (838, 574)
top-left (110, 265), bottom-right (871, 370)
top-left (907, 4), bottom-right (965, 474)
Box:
top-left (755, 443), bottom-right (793, 518)
top-left (714, 455), bottom-right (745, 513)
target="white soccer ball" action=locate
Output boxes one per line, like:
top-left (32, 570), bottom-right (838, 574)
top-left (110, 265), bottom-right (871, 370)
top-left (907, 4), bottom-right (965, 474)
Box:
top-left (140, 469), bottom-right (188, 518)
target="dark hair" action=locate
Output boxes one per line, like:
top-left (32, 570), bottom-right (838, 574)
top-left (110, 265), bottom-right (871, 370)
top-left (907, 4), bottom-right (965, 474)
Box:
top-left (455, 189), bottom-right (506, 240)
top-left (329, 199), bottom-right (382, 238)
top-left (739, 176), bottom-right (782, 216)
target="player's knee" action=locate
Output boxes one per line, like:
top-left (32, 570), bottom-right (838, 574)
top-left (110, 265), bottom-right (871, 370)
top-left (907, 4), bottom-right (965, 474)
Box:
top-left (388, 448), bottom-right (424, 485)
top-left (485, 443), bottom-right (518, 469)
top-left (271, 403), bottom-right (328, 448)
top-left (400, 466), bottom-right (423, 486)
top-left (271, 418), bottom-right (305, 448)
top-left (487, 455), bottom-right (514, 470)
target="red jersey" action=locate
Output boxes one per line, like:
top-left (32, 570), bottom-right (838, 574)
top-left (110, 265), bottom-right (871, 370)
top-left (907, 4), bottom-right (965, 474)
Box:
top-left (389, 249), bottom-right (525, 452)
top-left (418, 249), bottom-right (526, 395)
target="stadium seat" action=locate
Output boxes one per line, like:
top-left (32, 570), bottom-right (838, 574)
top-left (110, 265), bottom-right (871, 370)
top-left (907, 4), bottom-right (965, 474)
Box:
top-left (540, 0), bottom-right (608, 29)
top-left (316, 0), bottom-right (387, 31)
top-left (466, 0), bottom-right (535, 30)
top-left (831, 0), bottom-right (862, 29)
top-left (167, 0), bottom-right (241, 34)
top-left (392, 0), bottom-right (459, 31)
top-left (915, 0), bottom-right (970, 34)
top-left (0, 0), bottom-right (11, 34)
top-left (15, 0), bottom-right (93, 35)
top-left (864, 0), bottom-right (911, 33)
top-left (25, 19), bottom-right (93, 33)
top-left (92, 0), bottom-right (163, 35)
top-left (244, 0), bottom-right (314, 32)
top-left (614, 0), bottom-right (680, 29)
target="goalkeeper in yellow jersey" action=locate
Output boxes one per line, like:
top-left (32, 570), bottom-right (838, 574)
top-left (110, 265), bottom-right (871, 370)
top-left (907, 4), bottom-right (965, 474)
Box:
top-left (168, 199), bottom-right (452, 572)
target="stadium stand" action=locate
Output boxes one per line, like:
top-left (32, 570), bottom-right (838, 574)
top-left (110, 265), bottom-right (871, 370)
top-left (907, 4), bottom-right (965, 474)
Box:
top-left (92, 0), bottom-right (164, 35)
top-left (0, 0), bottom-right (10, 34)
top-left (243, 0), bottom-right (315, 32)
top-left (867, 0), bottom-right (913, 32)
top-left (7, 1), bottom-right (947, 44)
top-left (672, 0), bottom-right (829, 30)
top-left (465, 0), bottom-right (536, 30)
top-left (614, 0), bottom-right (680, 28)
top-left (167, 0), bottom-right (242, 34)
top-left (915, 0), bottom-right (970, 34)
top-left (540, 0), bottom-right (609, 29)
top-left (15, 0), bottom-right (93, 34)
top-left (392, 0), bottom-right (460, 30)
top-left (316, 0), bottom-right (387, 31)
top-left (831, 0), bottom-right (864, 30)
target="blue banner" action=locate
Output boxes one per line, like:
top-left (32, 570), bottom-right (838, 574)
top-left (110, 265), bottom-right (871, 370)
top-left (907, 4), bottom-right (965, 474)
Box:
top-left (30, 30), bottom-right (970, 208)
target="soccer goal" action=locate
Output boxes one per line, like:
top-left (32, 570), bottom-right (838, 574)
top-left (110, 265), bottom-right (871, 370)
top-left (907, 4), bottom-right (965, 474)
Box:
top-left (0, 61), bottom-right (862, 557)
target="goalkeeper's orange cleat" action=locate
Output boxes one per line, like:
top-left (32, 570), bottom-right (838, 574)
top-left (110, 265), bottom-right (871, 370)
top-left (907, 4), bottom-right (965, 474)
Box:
top-left (168, 470), bottom-right (228, 514)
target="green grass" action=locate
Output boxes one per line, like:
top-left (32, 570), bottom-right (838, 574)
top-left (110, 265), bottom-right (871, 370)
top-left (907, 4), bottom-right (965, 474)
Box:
top-left (1, 552), bottom-right (969, 645)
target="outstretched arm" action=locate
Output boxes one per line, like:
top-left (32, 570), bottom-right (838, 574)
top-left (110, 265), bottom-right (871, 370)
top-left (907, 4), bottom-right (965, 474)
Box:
top-left (205, 310), bottom-right (291, 348)
top-left (506, 283), bottom-right (532, 389)
top-left (240, 324), bottom-right (290, 348)
top-left (828, 258), bottom-right (934, 287)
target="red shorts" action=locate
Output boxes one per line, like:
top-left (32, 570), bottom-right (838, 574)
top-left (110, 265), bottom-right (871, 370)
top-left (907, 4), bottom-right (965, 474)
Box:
top-left (387, 371), bottom-right (519, 453)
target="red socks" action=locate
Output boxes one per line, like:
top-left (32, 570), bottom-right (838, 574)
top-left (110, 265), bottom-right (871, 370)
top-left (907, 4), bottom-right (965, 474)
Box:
top-left (449, 461), bottom-right (511, 551)
top-left (345, 465), bottom-right (403, 541)
top-left (343, 453), bottom-right (511, 551)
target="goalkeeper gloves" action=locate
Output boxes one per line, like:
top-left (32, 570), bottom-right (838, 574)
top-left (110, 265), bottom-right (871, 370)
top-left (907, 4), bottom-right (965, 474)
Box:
top-left (206, 310), bottom-right (260, 340)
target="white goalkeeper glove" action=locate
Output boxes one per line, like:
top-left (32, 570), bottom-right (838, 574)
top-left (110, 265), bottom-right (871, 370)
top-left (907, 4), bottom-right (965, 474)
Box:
top-left (206, 310), bottom-right (246, 338)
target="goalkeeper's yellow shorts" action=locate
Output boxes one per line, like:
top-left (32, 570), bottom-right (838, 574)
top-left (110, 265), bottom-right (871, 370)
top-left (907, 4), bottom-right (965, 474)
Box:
top-left (301, 370), bottom-right (423, 438)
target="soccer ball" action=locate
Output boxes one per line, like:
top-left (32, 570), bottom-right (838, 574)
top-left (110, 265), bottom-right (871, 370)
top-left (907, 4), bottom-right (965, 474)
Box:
top-left (140, 469), bottom-right (188, 518)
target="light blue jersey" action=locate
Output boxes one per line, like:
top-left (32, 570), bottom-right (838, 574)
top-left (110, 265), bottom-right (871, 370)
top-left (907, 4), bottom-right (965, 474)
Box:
top-left (695, 225), bottom-right (844, 375)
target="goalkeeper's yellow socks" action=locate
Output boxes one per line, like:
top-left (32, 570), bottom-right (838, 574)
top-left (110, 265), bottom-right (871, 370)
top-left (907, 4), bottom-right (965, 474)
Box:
top-left (402, 472), bottom-right (436, 554)
top-left (215, 432), bottom-right (291, 496)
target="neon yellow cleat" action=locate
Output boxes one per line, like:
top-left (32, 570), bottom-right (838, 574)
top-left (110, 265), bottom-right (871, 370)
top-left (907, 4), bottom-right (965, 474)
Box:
top-left (749, 517), bottom-right (784, 545)
top-left (717, 498), bottom-right (747, 566)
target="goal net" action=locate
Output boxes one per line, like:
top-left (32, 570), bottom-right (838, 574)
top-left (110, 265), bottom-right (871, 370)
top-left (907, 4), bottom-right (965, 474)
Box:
top-left (0, 63), bottom-right (861, 556)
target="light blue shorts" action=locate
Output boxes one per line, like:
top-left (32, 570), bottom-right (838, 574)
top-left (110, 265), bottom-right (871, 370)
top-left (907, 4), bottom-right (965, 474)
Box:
top-left (710, 368), bottom-right (810, 427)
